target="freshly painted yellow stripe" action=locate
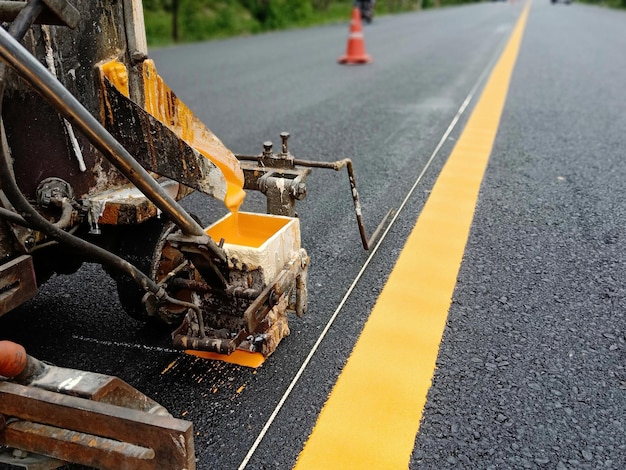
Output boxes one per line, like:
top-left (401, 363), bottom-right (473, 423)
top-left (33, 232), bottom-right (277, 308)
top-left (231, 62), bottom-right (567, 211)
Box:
top-left (295, 4), bottom-right (531, 469)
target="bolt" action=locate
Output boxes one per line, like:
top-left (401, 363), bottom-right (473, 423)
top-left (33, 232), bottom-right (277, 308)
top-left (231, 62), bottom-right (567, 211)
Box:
top-left (280, 132), bottom-right (290, 154)
top-left (12, 449), bottom-right (28, 459)
top-left (291, 182), bottom-right (307, 200)
top-left (131, 51), bottom-right (148, 64)
top-left (263, 141), bottom-right (273, 158)
top-left (24, 237), bottom-right (35, 250)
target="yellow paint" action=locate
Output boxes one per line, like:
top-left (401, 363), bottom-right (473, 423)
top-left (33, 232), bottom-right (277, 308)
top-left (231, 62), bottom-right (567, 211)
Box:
top-left (101, 59), bottom-right (246, 213)
top-left (205, 212), bottom-right (290, 248)
top-left (101, 61), bottom-right (130, 98)
top-left (295, 3), bottom-right (531, 469)
top-left (142, 59), bottom-right (245, 213)
top-left (186, 349), bottom-right (265, 368)
top-left (161, 359), bottom-right (177, 375)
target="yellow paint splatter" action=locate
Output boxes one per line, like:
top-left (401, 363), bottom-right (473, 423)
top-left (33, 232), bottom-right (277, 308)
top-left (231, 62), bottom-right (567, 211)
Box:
top-left (161, 359), bottom-right (177, 375)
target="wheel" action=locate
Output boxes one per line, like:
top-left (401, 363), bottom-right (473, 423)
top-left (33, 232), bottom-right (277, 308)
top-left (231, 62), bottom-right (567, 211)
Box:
top-left (108, 217), bottom-right (176, 324)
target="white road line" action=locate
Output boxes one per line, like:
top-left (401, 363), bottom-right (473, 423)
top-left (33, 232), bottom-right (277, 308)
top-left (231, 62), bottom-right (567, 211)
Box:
top-left (71, 335), bottom-right (181, 354)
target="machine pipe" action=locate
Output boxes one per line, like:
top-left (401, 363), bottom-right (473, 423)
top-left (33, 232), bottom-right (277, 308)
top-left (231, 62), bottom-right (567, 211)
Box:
top-left (0, 15), bottom-right (223, 305)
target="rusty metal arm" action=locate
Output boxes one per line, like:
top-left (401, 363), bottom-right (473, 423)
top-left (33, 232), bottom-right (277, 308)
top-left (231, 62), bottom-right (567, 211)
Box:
top-left (0, 382), bottom-right (196, 470)
top-left (0, 341), bottom-right (196, 469)
top-left (295, 158), bottom-right (393, 250)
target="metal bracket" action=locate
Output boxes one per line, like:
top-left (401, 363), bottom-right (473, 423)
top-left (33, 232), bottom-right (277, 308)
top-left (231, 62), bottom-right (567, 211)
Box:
top-left (0, 255), bottom-right (37, 316)
top-left (0, 382), bottom-right (195, 470)
top-left (0, 344), bottom-right (196, 470)
top-left (237, 134), bottom-right (393, 250)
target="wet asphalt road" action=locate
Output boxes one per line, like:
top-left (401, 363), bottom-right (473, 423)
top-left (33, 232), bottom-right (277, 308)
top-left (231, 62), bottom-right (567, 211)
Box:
top-left (2, 1), bottom-right (625, 469)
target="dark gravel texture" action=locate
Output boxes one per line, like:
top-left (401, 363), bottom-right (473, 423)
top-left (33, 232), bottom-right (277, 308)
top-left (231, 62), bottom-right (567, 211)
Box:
top-left (413, 3), bottom-right (626, 469)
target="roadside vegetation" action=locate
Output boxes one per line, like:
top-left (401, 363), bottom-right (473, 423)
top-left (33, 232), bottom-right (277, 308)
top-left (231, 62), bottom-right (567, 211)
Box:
top-left (579, 0), bottom-right (626, 8)
top-left (143, 0), bottom-right (626, 47)
top-left (142, 0), bottom-right (479, 46)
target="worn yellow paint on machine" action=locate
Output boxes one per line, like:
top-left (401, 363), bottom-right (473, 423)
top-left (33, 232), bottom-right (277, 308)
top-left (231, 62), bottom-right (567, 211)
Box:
top-left (100, 61), bottom-right (130, 98)
top-left (295, 3), bottom-right (531, 469)
top-left (142, 59), bottom-right (246, 213)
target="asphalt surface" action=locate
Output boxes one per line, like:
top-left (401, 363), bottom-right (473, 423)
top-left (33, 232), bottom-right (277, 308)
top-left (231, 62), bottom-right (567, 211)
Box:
top-left (1, 1), bottom-right (625, 469)
top-left (414, 3), bottom-right (626, 469)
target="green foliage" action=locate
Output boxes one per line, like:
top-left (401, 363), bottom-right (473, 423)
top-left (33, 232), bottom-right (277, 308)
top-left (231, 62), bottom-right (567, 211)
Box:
top-left (141, 0), bottom-right (500, 46)
top-left (581, 0), bottom-right (626, 7)
top-left (178, 1), bottom-right (260, 41)
top-left (240, 0), bottom-right (313, 28)
top-left (144, 8), bottom-right (173, 46)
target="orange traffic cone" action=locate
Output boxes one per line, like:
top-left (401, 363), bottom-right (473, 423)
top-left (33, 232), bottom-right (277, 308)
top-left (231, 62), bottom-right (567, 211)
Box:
top-left (338, 7), bottom-right (372, 65)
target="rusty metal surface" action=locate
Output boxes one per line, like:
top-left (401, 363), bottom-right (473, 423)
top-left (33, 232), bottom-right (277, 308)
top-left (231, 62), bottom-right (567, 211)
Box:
top-left (3, 0), bottom-right (134, 201)
top-left (0, 0), bottom-right (79, 28)
top-left (0, 216), bottom-right (15, 261)
top-left (238, 163), bottom-right (310, 216)
top-left (40, 0), bottom-right (80, 28)
top-left (0, 255), bottom-right (37, 316)
top-left (7, 421), bottom-right (156, 460)
top-left (0, 27), bottom-right (215, 242)
top-left (1, 346), bottom-right (194, 467)
top-left (85, 179), bottom-right (191, 227)
top-left (171, 248), bottom-right (309, 357)
top-left (1, 0), bottom-right (202, 230)
top-left (27, 368), bottom-right (168, 416)
top-left (0, 381), bottom-right (195, 470)
top-left (237, 136), bottom-right (311, 217)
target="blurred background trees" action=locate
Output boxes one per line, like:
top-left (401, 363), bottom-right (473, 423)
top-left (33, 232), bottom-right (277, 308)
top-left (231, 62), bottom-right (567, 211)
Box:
top-left (142, 0), bottom-right (426, 45)
top-left (142, 0), bottom-right (625, 46)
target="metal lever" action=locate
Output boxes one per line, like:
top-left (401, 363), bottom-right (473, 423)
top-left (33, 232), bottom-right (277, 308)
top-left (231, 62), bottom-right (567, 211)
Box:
top-left (291, 158), bottom-right (393, 250)
top-left (237, 139), bottom-right (393, 250)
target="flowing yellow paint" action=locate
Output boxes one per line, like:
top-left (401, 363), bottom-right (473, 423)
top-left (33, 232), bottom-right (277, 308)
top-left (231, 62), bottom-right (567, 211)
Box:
top-left (102, 59), bottom-right (246, 213)
top-left (142, 59), bottom-right (246, 213)
top-left (295, 4), bottom-right (531, 469)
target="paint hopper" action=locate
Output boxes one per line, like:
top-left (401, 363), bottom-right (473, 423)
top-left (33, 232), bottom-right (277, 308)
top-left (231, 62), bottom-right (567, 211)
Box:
top-left (172, 212), bottom-right (309, 365)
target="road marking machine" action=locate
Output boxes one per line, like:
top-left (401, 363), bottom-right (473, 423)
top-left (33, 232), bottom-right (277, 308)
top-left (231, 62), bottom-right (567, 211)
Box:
top-left (0, 0), bottom-right (390, 467)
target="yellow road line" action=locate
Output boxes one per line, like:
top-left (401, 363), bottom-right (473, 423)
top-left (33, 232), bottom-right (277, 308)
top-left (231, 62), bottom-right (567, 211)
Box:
top-left (294, 4), bottom-right (531, 468)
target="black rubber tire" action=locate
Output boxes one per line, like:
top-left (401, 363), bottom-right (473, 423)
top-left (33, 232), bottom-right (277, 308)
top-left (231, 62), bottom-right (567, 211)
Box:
top-left (108, 217), bottom-right (172, 324)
